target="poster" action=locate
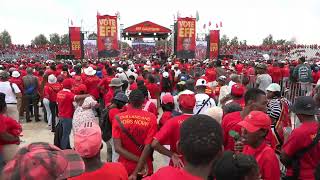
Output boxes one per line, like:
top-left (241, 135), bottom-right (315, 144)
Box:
top-left (97, 15), bottom-right (119, 58)
top-left (209, 30), bottom-right (220, 59)
top-left (176, 18), bottom-right (196, 59)
top-left (195, 41), bottom-right (207, 60)
top-left (69, 27), bottom-right (82, 59)
top-left (83, 40), bottom-right (98, 59)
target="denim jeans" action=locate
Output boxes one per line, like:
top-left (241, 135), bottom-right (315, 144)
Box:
top-left (60, 118), bottom-right (72, 149)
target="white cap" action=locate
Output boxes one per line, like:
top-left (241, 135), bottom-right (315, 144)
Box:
top-left (48, 74), bottom-right (57, 84)
top-left (11, 71), bottom-right (20, 78)
top-left (196, 78), bottom-right (207, 87)
top-left (162, 72), bottom-right (169, 78)
top-left (266, 83), bottom-right (281, 92)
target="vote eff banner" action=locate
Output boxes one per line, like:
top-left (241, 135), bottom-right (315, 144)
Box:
top-left (97, 15), bottom-right (119, 58)
top-left (69, 27), bottom-right (82, 59)
top-left (176, 17), bottom-right (196, 59)
top-left (209, 30), bottom-right (220, 59)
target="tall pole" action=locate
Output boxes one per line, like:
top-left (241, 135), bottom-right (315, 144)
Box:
top-left (120, 24), bottom-right (124, 58)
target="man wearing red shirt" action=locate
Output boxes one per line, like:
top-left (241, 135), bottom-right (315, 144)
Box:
top-left (281, 97), bottom-right (320, 180)
top-left (151, 94), bottom-right (196, 167)
top-left (141, 115), bottom-right (223, 180)
top-left (146, 75), bottom-right (160, 100)
top-left (112, 89), bottom-right (157, 176)
top-left (222, 88), bottom-right (275, 151)
top-left (56, 79), bottom-right (89, 149)
top-left (83, 67), bottom-right (100, 100)
top-left (205, 63), bottom-right (216, 85)
top-left (237, 111), bottom-right (280, 180)
top-left (98, 67), bottom-right (114, 94)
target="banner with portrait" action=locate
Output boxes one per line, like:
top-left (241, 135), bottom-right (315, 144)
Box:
top-left (176, 18), bottom-right (196, 59)
top-left (69, 27), bottom-right (82, 59)
top-left (209, 30), bottom-right (220, 59)
top-left (83, 40), bottom-right (98, 59)
top-left (97, 15), bottom-right (119, 58)
top-left (195, 41), bottom-right (207, 60)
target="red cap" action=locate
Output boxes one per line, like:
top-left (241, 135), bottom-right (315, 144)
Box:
top-left (162, 94), bottom-right (174, 104)
top-left (3, 142), bottom-right (85, 180)
top-left (63, 78), bottom-right (73, 89)
top-left (178, 94), bottom-right (196, 110)
top-left (231, 83), bottom-right (245, 97)
top-left (238, 111), bottom-right (271, 133)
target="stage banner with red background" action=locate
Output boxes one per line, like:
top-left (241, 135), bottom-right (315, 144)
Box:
top-left (97, 15), bottom-right (119, 58)
top-left (176, 18), bottom-right (196, 59)
top-left (209, 30), bottom-right (220, 59)
top-left (69, 27), bottom-right (82, 59)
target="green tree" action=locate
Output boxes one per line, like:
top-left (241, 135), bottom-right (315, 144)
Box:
top-left (60, 34), bottom-right (69, 45)
top-left (0, 30), bottom-right (12, 47)
top-left (220, 34), bottom-right (229, 46)
top-left (262, 34), bottom-right (274, 45)
top-left (230, 36), bottom-right (239, 46)
top-left (31, 34), bottom-right (48, 45)
top-left (49, 33), bottom-right (61, 45)
top-left (88, 32), bottom-right (97, 40)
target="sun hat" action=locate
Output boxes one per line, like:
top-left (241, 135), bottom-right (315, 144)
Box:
top-left (48, 74), bottom-right (57, 84)
top-left (11, 71), bottom-right (20, 78)
top-left (84, 66), bottom-right (96, 76)
top-left (109, 78), bottom-right (123, 87)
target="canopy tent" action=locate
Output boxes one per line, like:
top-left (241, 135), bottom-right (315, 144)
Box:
top-left (122, 21), bottom-right (171, 39)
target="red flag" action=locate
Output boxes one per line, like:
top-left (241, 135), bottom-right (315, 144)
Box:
top-left (220, 21), bottom-right (223, 27)
top-left (203, 24), bottom-right (206, 29)
top-left (216, 23), bottom-right (219, 28)
top-left (209, 21), bottom-right (211, 26)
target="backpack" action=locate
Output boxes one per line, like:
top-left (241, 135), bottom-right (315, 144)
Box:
top-left (99, 108), bottom-right (112, 142)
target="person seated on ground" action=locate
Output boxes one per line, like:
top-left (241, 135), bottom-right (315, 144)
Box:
top-left (214, 151), bottom-right (260, 180)
top-left (140, 114), bottom-right (223, 180)
top-left (159, 94), bottom-right (175, 129)
top-left (2, 142), bottom-right (85, 180)
top-left (236, 111), bottom-right (280, 180)
top-left (70, 121), bottom-right (128, 180)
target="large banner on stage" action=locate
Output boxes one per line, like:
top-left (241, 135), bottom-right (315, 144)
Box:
top-left (176, 18), bottom-right (196, 59)
top-left (195, 41), bottom-right (207, 60)
top-left (209, 30), bottom-right (220, 59)
top-left (84, 40), bottom-right (98, 59)
top-left (69, 27), bottom-right (82, 59)
top-left (97, 15), bottom-right (119, 58)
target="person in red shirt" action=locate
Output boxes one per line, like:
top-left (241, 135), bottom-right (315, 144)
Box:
top-left (146, 75), bottom-right (160, 106)
top-left (138, 85), bottom-right (157, 117)
top-left (270, 63), bottom-right (282, 83)
top-left (237, 111), bottom-right (280, 180)
top-left (281, 96), bottom-right (320, 180)
top-left (43, 74), bottom-right (63, 132)
top-left (205, 63), bottom-right (216, 84)
top-left (159, 94), bottom-right (174, 128)
top-left (128, 75), bottom-right (138, 91)
top-left (83, 67), bottom-right (100, 100)
top-left (151, 94), bottom-right (196, 168)
top-left (56, 79), bottom-right (89, 149)
top-left (235, 61), bottom-right (244, 75)
top-left (140, 115), bottom-right (223, 180)
top-left (221, 88), bottom-right (276, 152)
top-left (98, 67), bottom-right (114, 95)
top-left (70, 121), bottom-right (128, 180)
top-left (112, 89), bottom-right (157, 176)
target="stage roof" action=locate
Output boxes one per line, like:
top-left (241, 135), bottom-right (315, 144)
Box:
top-left (122, 21), bottom-right (171, 38)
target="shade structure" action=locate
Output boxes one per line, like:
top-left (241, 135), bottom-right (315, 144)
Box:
top-left (122, 21), bottom-right (171, 39)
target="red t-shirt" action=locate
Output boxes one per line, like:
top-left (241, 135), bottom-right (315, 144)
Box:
top-left (44, 83), bottom-right (63, 102)
top-left (98, 76), bottom-right (113, 93)
top-left (235, 64), bottom-right (244, 74)
top-left (243, 142), bottom-right (280, 180)
top-left (69, 163), bottom-right (128, 180)
top-left (56, 89), bottom-right (75, 119)
top-left (159, 111), bottom-right (172, 127)
top-left (108, 107), bottom-right (127, 125)
top-left (270, 67), bottom-right (282, 83)
top-left (9, 78), bottom-right (23, 93)
top-left (154, 114), bottom-right (193, 165)
top-left (83, 76), bottom-right (100, 99)
top-left (281, 66), bottom-right (290, 78)
top-left (0, 114), bottom-right (22, 146)
top-left (282, 121), bottom-right (320, 180)
top-left (222, 111), bottom-right (276, 151)
top-left (143, 100), bottom-right (158, 117)
top-left (129, 82), bottom-right (138, 91)
top-left (104, 88), bottom-right (114, 107)
top-left (112, 109), bottom-right (158, 175)
top-left (205, 68), bottom-right (216, 82)
top-left (144, 166), bottom-right (202, 180)
top-left (146, 83), bottom-right (160, 99)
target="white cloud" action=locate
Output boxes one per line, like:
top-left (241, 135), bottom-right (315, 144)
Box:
top-left (1, 0), bottom-right (319, 45)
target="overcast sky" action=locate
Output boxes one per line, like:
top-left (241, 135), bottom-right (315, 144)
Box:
top-left (1, 0), bottom-right (319, 45)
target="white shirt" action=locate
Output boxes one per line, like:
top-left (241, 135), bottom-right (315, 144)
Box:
top-left (0, 81), bottom-right (21, 103)
top-left (193, 93), bottom-right (216, 115)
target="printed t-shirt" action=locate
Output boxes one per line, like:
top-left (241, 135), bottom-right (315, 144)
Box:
top-left (193, 93), bottom-right (216, 115)
top-left (282, 121), bottom-right (320, 180)
top-left (243, 142), bottom-right (280, 180)
top-left (143, 166), bottom-right (202, 180)
top-left (56, 89), bottom-right (75, 119)
top-left (112, 109), bottom-right (157, 175)
top-left (154, 114), bottom-right (193, 165)
top-left (69, 162), bottom-right (128, 180)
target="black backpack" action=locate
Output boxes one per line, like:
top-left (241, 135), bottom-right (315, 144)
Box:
top-left (99, 108), bottom-right (112, 142)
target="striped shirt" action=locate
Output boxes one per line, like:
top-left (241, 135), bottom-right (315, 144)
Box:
top-left (267, 98), bottom-right (291, 123)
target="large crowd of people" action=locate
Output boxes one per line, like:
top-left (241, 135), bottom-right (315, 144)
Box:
top-left (0, 43), bottom-right (320, 180)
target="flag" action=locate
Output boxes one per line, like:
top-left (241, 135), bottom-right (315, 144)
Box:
top-left (216, 23), bottom-right (219, 28)
top-left (177, 11), bottom-right (181, 18)
top-left (220, 21), bottom-right (223, 27)
top-left (209, 21), bottom-right (211, 26)
top-left (71, 20), bottom-right (73, 26)
top-left (203, 24), bottom-right (206, 29)
top-left (196, 10), bottom-right (199, 21)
